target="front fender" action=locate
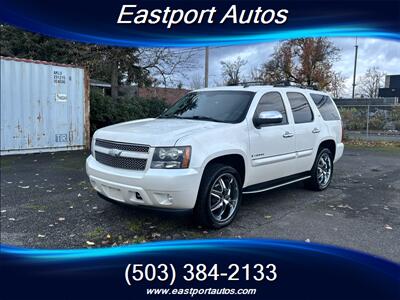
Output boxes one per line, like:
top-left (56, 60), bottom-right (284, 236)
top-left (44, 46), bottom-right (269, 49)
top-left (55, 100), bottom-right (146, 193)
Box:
top-left (175, 123), bottom-right (251, 185)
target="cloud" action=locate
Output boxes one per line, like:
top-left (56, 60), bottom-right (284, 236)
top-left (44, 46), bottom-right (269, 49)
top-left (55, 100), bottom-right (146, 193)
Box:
top-left (176, 43), bottom-right (276, 87)
top-left (176, 38), bottom-right (399, 96)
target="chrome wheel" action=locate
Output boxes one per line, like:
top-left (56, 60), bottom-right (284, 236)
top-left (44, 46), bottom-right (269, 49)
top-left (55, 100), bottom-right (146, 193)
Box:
top-left (317, 153), bottom-right (332, 188)
top-left (209, 173), bottom-right (239, 223)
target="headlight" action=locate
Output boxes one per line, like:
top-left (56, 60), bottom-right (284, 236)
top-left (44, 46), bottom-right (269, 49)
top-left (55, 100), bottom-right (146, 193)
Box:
top-left (151, 146), bottom-right (191, 169)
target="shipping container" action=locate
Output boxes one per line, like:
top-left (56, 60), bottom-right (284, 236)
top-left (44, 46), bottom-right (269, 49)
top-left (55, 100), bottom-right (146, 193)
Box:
top-left (0, 57), bottom-right (90, 155)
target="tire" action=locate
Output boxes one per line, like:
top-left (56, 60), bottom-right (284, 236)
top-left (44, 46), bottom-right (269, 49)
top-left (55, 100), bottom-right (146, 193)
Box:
top-left (305, 148), bottom-right (334, 191)
top-left (194, 163), bottom-right (242, 229)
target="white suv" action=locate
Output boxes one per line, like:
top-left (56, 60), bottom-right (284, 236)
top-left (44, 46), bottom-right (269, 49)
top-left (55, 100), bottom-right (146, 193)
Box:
top-left (86, 84), bottom-right (344, 228)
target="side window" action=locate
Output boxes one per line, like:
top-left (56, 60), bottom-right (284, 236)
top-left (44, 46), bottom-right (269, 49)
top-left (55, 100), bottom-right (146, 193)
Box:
top-left (254, 92), bottom-right (288, 126)
top-left (287, 92), bottom-right (314, 123)
top-left (310, 93), bottom-right (341, 121)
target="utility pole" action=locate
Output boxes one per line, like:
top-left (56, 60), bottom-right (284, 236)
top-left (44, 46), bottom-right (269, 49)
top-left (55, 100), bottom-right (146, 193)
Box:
top-left (352, 37), bottom-right (358, 99)
top-left (204, 46), bottom-right (209, 88)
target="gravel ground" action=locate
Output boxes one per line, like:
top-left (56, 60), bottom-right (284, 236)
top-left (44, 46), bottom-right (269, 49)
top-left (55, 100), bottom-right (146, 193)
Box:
top-left (1, 147), bottom-right (399, 262)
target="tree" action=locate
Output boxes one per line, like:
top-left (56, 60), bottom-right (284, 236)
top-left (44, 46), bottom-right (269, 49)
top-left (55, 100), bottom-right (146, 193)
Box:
top-left (249, 66), bottom-right (263, 82)
top-left (190, 73), bottom-right (204, 90)
top-left (83, 45), bottom-right (151, 99)
top-left (329, 72), bottom-right (346, 98)
top-left (137, 48), bottom-right (195, 88)
top-left (357, 67), bottom-right (385, 98)
top-left (0, 24), bottom-right (87, 65)
top-left (220, 56), bottom-right (247, 85)
top-left (259, 38), bottom-right (340, 89)
top-left (0, 25), bottom-right (150, 99)
top-left (0, 24), bottom-right (194, 99)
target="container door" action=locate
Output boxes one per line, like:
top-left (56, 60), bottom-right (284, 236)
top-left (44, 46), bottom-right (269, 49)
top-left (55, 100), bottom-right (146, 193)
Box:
top-left (52, 67), bottom-right (71, 147)
top-left (50, 66), bottom-right (85, 149)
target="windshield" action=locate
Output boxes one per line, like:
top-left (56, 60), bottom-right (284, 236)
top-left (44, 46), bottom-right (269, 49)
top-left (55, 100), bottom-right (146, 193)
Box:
top-left (160, 91), bottom-right (255, 123)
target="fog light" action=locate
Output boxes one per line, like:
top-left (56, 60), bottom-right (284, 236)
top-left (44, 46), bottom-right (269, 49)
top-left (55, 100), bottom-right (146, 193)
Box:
top-left (153, 193), bottom-right (173, 205)
top-left (135, 192), bottom-right (143, 200)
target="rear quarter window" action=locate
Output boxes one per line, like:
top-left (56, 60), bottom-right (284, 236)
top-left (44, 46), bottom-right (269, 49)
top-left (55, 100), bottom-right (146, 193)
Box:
top-left (310, 94), bottom-right (341, 121)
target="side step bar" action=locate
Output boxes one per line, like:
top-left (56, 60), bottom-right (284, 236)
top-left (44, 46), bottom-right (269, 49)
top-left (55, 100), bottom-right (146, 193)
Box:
top-left (243, 171), bottom-right (311, 194)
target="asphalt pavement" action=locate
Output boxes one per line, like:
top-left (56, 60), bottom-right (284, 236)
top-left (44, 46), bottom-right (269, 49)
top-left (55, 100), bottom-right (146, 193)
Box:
top-left (1, 147), bottom-right (399, 262)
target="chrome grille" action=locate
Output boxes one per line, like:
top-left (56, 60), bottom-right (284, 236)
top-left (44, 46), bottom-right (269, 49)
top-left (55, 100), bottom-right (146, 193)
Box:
top-left (95, 139), bottom-right (149, 153)
top-left (95, 151), bottom-right (147, 170)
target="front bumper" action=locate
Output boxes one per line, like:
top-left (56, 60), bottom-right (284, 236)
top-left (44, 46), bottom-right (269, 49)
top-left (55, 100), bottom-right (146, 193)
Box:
top-left (86, 155), bottom-right (202, 209)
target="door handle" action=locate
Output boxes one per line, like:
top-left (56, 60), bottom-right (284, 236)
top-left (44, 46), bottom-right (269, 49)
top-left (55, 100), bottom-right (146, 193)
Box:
top-left (283, 131), bottom-right (294, 138)
top-left (312, 128), bottom-right (320, 134)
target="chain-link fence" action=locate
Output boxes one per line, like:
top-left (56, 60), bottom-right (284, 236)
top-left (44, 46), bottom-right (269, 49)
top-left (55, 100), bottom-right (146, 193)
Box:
top-left (335, 98), bottom-right (400, 142)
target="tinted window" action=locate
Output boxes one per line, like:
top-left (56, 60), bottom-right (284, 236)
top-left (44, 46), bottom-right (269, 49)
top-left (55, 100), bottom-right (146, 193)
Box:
top-left (310, 93), bottom-right (340, 121)
top-left (254, 92), bottom-right (288, 125)
top-left (287, 92), bottom-right (314, 123)
top-left (160, 91), bottom-right (255, 123)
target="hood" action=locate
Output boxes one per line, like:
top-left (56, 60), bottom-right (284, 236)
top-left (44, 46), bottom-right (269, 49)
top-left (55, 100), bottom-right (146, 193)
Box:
top-left (95, 118), bottom-right (229, 146)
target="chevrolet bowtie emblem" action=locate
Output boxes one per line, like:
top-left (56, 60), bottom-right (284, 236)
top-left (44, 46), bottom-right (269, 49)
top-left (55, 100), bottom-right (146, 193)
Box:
top-left (108, 149), bottom-right (123, 157)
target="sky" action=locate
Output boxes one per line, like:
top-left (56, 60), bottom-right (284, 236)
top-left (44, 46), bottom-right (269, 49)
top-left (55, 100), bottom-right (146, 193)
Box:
top-left (175, 38), bottom-right (400, 97)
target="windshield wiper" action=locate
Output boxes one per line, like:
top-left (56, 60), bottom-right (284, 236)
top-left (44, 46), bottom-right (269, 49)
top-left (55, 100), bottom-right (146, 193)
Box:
top-left (159, 115), bottom-right (223, 123)
top-left (159, 114), bottom-right (185, 119)
top-left (189, 116), bottom-right (223, 123)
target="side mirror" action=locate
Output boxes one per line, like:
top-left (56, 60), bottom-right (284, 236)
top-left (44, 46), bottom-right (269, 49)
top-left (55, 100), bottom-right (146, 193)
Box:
top-left (254, 111), bottom-right (283, 128)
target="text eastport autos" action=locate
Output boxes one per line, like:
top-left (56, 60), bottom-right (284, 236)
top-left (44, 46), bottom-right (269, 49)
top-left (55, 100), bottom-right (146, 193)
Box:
top-left (86, 83), bottom-right (344, 228)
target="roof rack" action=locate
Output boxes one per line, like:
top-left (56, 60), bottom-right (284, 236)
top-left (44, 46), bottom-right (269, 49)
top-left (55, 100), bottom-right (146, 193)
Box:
top-left (227, 81), bottom-right (267, 88)
top-left (273, 80), bottom-right (319, 90)
top-left (226, 80), bottom-right (319, 90)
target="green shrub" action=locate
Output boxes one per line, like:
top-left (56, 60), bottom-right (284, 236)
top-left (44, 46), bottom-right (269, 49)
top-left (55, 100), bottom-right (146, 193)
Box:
top-left (90, 89), bottom-right (169, 134)
top-left (339, 107), bottom-right (366, 131)
top-left (391, 107), bottom-right (400, 130)
top-left (368, 111), bottom-right (385, 130)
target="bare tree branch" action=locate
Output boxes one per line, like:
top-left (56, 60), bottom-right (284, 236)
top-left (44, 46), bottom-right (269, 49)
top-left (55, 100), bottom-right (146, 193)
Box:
top-left (220, 56), bottom-right (247, 85)
top-left (190, 73), bottom-right (204, 90)
top-left (357, 67), bottom-right (385, 98)
top-left (137, 48), bottom-right (197, 87)
top-left (329, 72), bottom-right (346, 98)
